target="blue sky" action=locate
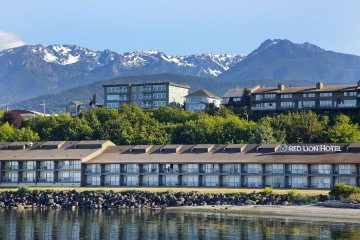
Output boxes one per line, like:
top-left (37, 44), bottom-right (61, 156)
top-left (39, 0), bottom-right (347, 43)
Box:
top-left (1, 0), bottom-right (360, 55)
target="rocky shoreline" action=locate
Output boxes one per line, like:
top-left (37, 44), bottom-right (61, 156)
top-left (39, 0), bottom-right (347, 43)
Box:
top-left (0, 189), bottom-right (328, 210)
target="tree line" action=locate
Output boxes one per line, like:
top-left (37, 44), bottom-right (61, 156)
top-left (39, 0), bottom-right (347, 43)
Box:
top-left (1, 105), bottom-right (360, 144)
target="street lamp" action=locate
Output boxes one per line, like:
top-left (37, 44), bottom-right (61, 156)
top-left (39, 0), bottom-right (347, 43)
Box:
top-left (29, 107), bottom-right (36, 123)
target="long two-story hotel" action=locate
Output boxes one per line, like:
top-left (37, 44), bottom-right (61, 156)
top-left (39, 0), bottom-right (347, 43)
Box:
top-left (1, 141), bottom-right (359, 189)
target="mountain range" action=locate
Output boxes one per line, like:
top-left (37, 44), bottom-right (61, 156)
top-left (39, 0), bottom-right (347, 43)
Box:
top-left (3, 39), bottom-right (360, 113)
top-left (0, 45), bottom-right (244, 104)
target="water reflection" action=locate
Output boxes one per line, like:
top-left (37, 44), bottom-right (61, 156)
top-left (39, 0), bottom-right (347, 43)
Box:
top-left (0, 209), bottom-right (359, 239)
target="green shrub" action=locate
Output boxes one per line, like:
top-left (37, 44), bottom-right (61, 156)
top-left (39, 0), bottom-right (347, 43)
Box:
top-left (330, 183), bottom-right (360, 199)
top-left (342, 193), bottom-right (360, 203)
top-left (263, 187), bottom-right (273, 194)
top-left (287, 189), bottom-right (299, 196)
top-left (289, 194), bottom-right (319, 205)
top-left (17, 186), bottom-right (30, 197)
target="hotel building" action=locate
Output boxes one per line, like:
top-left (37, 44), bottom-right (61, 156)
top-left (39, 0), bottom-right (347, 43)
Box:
top-left (1, 141), bottom-right (360, 189)
top-left (103, 82), bottom-right (190, 109)
top-left (249, 81), bottom-right (360, 111)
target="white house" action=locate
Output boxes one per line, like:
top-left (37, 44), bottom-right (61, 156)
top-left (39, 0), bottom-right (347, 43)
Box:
top-left (185, 89), bottom-right (221, 111)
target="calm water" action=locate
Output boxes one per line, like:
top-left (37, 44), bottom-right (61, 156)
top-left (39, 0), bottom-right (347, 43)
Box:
top-left (0, 209), bottom-right (359, 239)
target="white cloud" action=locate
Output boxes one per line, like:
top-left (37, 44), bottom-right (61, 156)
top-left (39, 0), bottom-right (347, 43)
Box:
top-left (0, 31), bottom-right (25, 51)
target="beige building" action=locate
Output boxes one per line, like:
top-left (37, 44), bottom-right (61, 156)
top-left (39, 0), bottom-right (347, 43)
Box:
top-left (250, 81), bottom-right (360, 111)
top-left (103, 82), bottom-right (190, 109)
top-left (0, 141), bottom-right (359, 189)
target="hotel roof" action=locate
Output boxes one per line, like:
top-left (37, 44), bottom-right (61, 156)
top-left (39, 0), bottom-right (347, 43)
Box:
top-left (252, 84), bottom-right (358, 94)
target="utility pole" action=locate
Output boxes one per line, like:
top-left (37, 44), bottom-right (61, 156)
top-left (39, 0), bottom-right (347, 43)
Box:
top-left (29, 107), bottom-right (36, 123)
top-left (40, 100), bottom-right (46, 115)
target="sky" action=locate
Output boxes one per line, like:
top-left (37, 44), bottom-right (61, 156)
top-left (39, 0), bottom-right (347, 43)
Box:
top-left (1, 0), bottom-right (360, 56)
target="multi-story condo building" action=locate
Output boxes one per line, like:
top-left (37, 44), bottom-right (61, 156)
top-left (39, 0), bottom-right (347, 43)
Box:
top-left (250, 81), bottom-right (360, 111)
top-left (222, 88), bottom-right (243, 107)
top-left (1, 141), bottom-right (360, 189)
top-left (103, 82), bottom-right (190, 109)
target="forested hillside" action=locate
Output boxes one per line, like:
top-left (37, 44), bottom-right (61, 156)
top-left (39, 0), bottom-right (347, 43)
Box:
top-left (1, 106), bottom-right (360, 144)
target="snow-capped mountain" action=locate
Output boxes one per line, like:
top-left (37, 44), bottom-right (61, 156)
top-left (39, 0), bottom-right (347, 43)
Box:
top-left (0, 44), bottom-right (244, 104)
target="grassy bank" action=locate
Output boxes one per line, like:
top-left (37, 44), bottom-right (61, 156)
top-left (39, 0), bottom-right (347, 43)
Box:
top-left (0, 187), bottom-right (328, 196)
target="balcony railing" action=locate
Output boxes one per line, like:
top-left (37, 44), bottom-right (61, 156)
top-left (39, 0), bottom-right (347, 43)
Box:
top-left (84, 169), bottom-right (102, 174)
top-left (251, 107), bottom-right (276, 111)
top-left (311, 184), bottom-right (332, 189)
top-left (104, 182), bottom-right (120, 186)
top-left (21, 178), bottom-right (36, 183)
top-left (142, 182), bottom-right (159, 187)
top-left (160, 169), bottom-right (179, 174)
top-left (243, 169), bottom-right (263, 174)
top-left (333, 171), bottom-right (357, 175)
top-left (4, 166), bottom-right (19, 170)
top-left (122, 169), bottom-right (139, 174)
top-left (103, 169), bottom-right (121, 174)
top-left (222, 169), bottom-right (240, 174)
top-left (243, 183), bottom-right (263, 188)
top-left (123, 182), bottom-right (139, 186)
top-left (265, 183), bottom-right (285, 188)
top-left (337, 104), bottom-right (357, 108)
top-left (2, 178), bottom-right (18, 182)
top-left (287, 184), bottom-right (308, 188)
top-left (287, 170), bottom-right (308, 174)
top-left (38, 178), bottom-right (54, 183)
top-left (265, 170), bottom-right (284, 174)
top-left (222, 183), bottom-right (241, 187)
top-left (310, 170), bottom-right (332, 174)
top-left (202, 183), bottom-right (219, 187)
top-left (56, 166), bottom-right (81, 170)
top-left (200, 170), bottom-right (220, 174)
top-left (57, 178), bottom-right (80, 182)
top-left (21, 166), bottom-right (37, 170)
top-left (182, 183), bottom-right (199, 187)
top-left (181, 170), bottom-right (199, 174)
top-left (141, 169), bottom-right (159, 174)
top-left (38, 166), bottom-right (54, 170)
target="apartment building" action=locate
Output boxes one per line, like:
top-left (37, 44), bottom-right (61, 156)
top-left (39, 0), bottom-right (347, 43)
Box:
top-left (250, 81), bottom-right (360, 111)
top-left (1, 141), bottom-right (360, 189)
top-left (222, 88), bottom-right (243, 107)
top-left (103, 82), bottom-right (190, 109)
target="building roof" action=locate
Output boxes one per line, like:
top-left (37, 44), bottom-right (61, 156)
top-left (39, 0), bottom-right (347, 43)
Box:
top-left (102, 82), bottom-right (190, 89)
top-left (252, 84), bottom-right (358, 94)
top-left (1, 141), bottom-right (360, 165)
top-left (185, 89), bottom-right (221, 99)
top-left (222, 88), bottom-right (243, 98)
top-left (67, 101), bottom-right (86, 106)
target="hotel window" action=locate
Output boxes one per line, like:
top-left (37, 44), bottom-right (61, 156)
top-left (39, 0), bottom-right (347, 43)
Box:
top-left (145, 176), bottom-right (158, 186)
top-left (320, 92), bottom-right (332, 97)
top-left (264, 94), bottom-right (276, 99)
top-left (119, 95), bottom-right (128, 101)
top-left (7, 172), bottom-right (18, 182)
top-left (153, 101), bottom-right (167, 107)
top-left (289, 164), bottom-right (307, 174)
top-left (5, 161), bottom-right (18, 170)
top-left (280, 102), bottom-right (294, 108)
top-left (255, 94), bottom-right (262, 100)
top-left (186, 176), bottom-right (198, 186)
top-left (109, 176), bottom-right (120, 186)
top-left (233, 97), bottom-right (241, 102)
top-left (204, 164), bottom-right (219, 173)
top-left (153, 93), bottom-right (167, 99)
top-left (90, 176), bottom-right (101, 186)
top-left (224, 177), bottom-right (240, 187)
top-left (125, 164), bottom-right (139, 173)
top-left (153, 85), bottom-right (166, 91)
top-left (289, 177), bottom-right (307, 188)
top-left (246, 164), bottom-right (261, 173)
top-left (303, 93), bottom-right (315, 98)
top-left (25, 161), bottom-right (36, 170)
top-left (184, 164), bottom-right (198, 173)
top-left (125, 176), bottom-right (138, 186)
top-left (344, 91), bottom-right (356, 96)
top-left (203, 176), bottom-right (218, 187)
top-left (41, 161), bottom-right (54, 169)
top-left (301, 101), bottom-right (315, 108)
top-left (339, 100), bottom-right (356, 107)
top-left (118, 87), bottom-right (128, 93)
top-left (165, 176), bottom-right (177, 186)
top-left (280, 94), bottom-right (292, 99)
top-left (106, 95), bottom-right (120, 101)
top-left (272, 164), bottom-right (283, 173)
top-left (313, 164), bottom-right (331, 174)
top-left (23, 172), bottom-right (36, 182)
top-left (107, 87), bottom-right (120, 93)
top-left (107, 102), bottom-right (119, 109)
top-left (320, 100), bottom-right (332, 107)
top-left (337, 164), bottom-right (353, 174)
top-left (245, 177), bottom-right (262, 187)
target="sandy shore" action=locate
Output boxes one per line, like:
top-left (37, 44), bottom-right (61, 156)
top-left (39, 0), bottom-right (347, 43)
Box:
top-left (170, 205), bottom-right (360, 222)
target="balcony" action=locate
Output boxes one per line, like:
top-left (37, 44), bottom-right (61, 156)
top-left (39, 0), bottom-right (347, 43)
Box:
top-left (334, 171), bottom-right (357, 175)
top-left (122, 169), bottom-right (139, 174)
top-left (38, 178), bottom-right (54, 183)
top-left (160, 169), bottom-right (179, 174)
top-left (265, 169), bottom-right (284, 174)
top-left (287, 184), bottom-right (308, 189)
top-left (123, 182), bottom-right (139, 186)
top-left (182, 182), bottom-right (199, 187)
top-left (222, 183), bottom-right (241, 187)
top-left (141, 169), bottom-right (159, 174)
top-left (200, 170), bottom-right (220, 174)
top-left (21, 178), bottom-right (36, 183)
top-left (310, 170), bottom-right (331, 175)
top-left (242, 169), bottom-right (263, 174)
top-left (56, 166), bottom-right (81, 170)
top-left (2, 178), bottom-right (18, 183)
top-left (311, 184), bottom-right (331, 189)
top-left (57, 178), bottom-right (80, 182)
top-left (86, 183), bottom-right (101, 186)
top-left (181, 170), bottom-right (199, 174)
top-left (243, 183), bottom-right (263, 188)
top-left (21, 166), bottom-right (37, 170)
top-left (265, 183), bottom-right (285, 188)
top-left (337, 104), bottom-right (357, 108)
top-left (287, 170), bottom-right (308, 174)
top-left (4, 166), bottom-right (19, 170)
top-left (142, 182), bottom-right (158, 187)
top-left (202, 184), bottom-right (219, 187)
top-left (104, 182), bottom-right (120, 186)
top-left (84, 169), bottom-right (102, 175)
top-left (103, 169), bottom-right (120, 174)
top-left (38, 166), bottom-right (54, 170)
top-left (222, 169), bottom-right (240, 174)
top-left (251, 107), bottom-right (276, 111)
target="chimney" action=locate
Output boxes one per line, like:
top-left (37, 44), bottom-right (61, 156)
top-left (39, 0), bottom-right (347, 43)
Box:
top-left (357, 80), bottom-right (360, 87)
top-left (277, 82), bottom-right (285, 91)
top-left (316, 82), bottom-right (324, 90)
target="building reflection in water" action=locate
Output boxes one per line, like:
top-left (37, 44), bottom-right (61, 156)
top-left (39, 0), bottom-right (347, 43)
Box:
top-left (0, 209), bottom-right (359, 239)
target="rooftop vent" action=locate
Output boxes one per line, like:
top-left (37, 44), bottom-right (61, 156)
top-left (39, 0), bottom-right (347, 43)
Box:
top-left (130, 145), bottom-right (153, 153)
top-left (160, 145), bottom-right (183, 153)
top-left (191, 144), bottom-right (214, 153)
top-left (223, 144), bottom-right (247, 152)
